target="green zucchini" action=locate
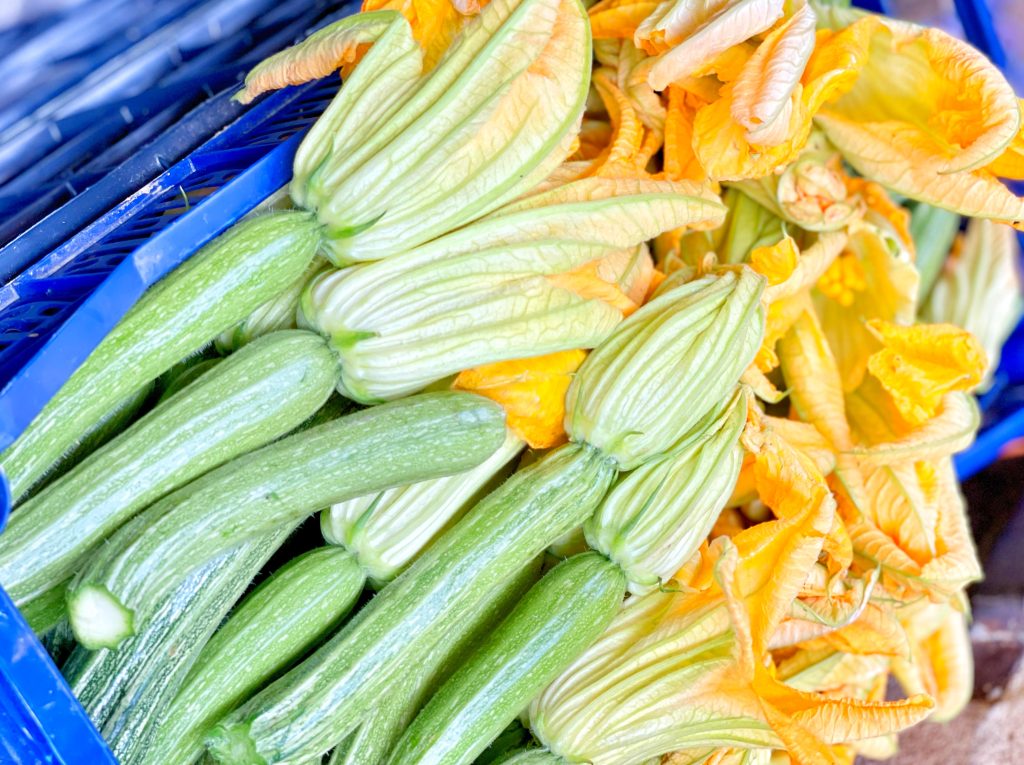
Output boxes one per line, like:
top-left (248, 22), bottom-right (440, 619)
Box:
top-left (0, 330), bottom-right (337, 607)
top-left (64, 524), bottom-right (295, 759)
top-left (25, 380), bottom-right (154, 498)
top-left (387, 552), bottom-right (625, 765)
top-left (215, 257), bottom-right (326, 353)
top-left (0, 211), bottom-right (323, 502)
top-left (67, 391), bottom-right (506, 649)
top-left (329, 555), bottom-right (542, 765)
top-left (147, 546), bottom-right (365, 765)
top-left (491, 749), bottom-right (566, 765)
top-left (156, 357), bottom-right (223, 404)
top-left (22, 581), bottom-right (68, 635)
top-left (207, 443), bottom-right (615, 765)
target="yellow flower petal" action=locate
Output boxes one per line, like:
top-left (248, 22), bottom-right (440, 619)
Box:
top-left (730, 4), bottom-right (817, 147)
top-left (639, 0), bottom-right (786, 90)
top-left (984, 101), bottom-right (1024, 180)
top-left (588, 0), bottom-right (660, 40)
top-left (845, 178), bottom-right (914, 253)
top-left (664, 85), bottom-right (708, 182)
top-left (815, 22), bottom-right (1024, 225)
top-left (865, 320), bottom-right (987, 426)
top-left (750, 235), bottom-right (799, 287)
top-left (814, 224), bottom-right (919, 393)
top-left (453, 349), bottom-right (587, 448)
top-left (362, 0), bottom-right (482, 70)
top-left (238, 11), bottom-right (411, 103)
top-left (845, 379), bottom-right (980, 466)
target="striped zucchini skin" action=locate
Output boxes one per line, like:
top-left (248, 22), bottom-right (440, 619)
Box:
top-left (207, 443), bottom-right (616, 765)
top-left (0, 330), bottom-right (337, 606)
top-left (21, 581), bottom-right (68, 635)
top-left (387, 552), bottom-right (625, 765)
top-left (492, 750), bottom-right (567, 765)
top-left (27, 379), bottom-right (154, 497)
top-left (67, 391), bottom-right (507, 647)
top-left (147, 546), bottom-right (365, 765)
top-left (0, 211), bottom-right (323, 502)
top-left (64, 524), bottom-right (295, 761)
top-left (328, 556), bottom-right (543, 765)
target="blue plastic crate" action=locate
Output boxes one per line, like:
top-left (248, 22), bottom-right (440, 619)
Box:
top-left (0, 58), bottom-right (344, 765)
top-left (0, 0), bottom-right (342, 245)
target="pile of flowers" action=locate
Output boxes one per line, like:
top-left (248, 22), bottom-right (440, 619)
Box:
top-left (333, 0), bottom-right (1024, 761)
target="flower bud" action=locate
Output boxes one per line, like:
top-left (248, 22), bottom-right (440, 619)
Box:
top-left (585, 388), bottom-right (746, 593)
top-left (566, 268), bottom-right (766, 469)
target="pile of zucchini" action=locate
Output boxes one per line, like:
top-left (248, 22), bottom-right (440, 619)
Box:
top-left (0, 1), bottom-right (766, 764)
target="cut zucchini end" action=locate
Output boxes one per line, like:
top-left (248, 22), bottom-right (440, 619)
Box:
top-left (206, 721), bottom-right (267, 765)
top-left (67, 584), bottom-right (135, 650)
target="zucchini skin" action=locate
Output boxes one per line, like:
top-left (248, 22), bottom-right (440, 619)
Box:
top-left (386, 552), bottom-right (625, 765)
top-left (64, 525), bottom-right (295, 762)
top-left (0, 330), bottom-right (337, 606)
top-left (207, 443), bottom-right (615, 765)
top-left (328, 556), bottom-right (543, 765)
top-left (28, 379), bottom-right (155, 496)
top-left (0, 211), bottom-right (323, 502)
top-left (68, 391), bottom-right (507, 646)
top-left (147, 546), bottom-right (365, 765)
top-left (491, 750), bottom-right (567, 765)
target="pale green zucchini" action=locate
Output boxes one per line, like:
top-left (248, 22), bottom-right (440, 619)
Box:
top-left (0, 211), bottom-right (323, 502)
top-left (67, 392), bottom-right (506, 649)
top-left (492, 749), bottom-right (566, 765)
top-left (207, 443), bottom-right (615, 765)
top-left (22, 581), bottom-right (68, 635)
top-left (387, 552), bottom-right (624, 765)
top-left (147, 546), bottom-right (364, 765)
top-left (328, 556), bottom-right (542, 765)
top-left (64, 524), bottom-right (295, 759)
top-left (28, 380), bottom-right (154, 495)
top-left (215, 257), bottom-right (326, 353)
top-left (0, 330), bottom-right (337, 607)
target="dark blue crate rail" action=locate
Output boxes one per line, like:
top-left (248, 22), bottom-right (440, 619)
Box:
top-left (0, 0), bottom-right (299, 188)
top-left (0, 71), bottom-right (341, 762)
top-left (0, 0), bottom-right (344, 249)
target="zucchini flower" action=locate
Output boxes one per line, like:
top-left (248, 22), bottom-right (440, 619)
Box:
top-left (813, 8), bottom-right (1024, 228)
top-left (566, 266), bottom-right (765, 469)
top-left (235, 0), bottom-right (592, 262)
top-left (526, 495), bottom-right (933, 765)
top-left (845, 456), bottom-right (981, 604)
top-left (321, 429), bottom-right (523, 584)
top-left (890, 601), bottom-right (973, 724)
top-left (301, 176), bottom-right (725, 402)
top-left (921, 218), bottom-right (1023, 391)
top-left (812, 221), bottom-right (919, 394)
top-left (585, 387), bottom-right (746, 593)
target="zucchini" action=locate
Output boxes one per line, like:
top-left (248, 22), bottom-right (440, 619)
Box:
top-left (67, 391), bottom-right (506, 649)
top-left (334, 556), bottom-right (544, 765)
top-left (207, 443), bottom-right (615, 765)
top-left (25, 380), bottom-right (154, 497)
top-left (22, 581), bottom-right (68, 635)
top-left (64, 525), bottom-right (295, 763)
top-left (387, 552), bottom-right (624, 765)
top-left (215, 257), bottom-right (326, 353)
top-left (491, 750), bottom-right (565, 765)
top-left (0, 330), bottom-right (337, 607)
top-left (0, 211), bottom-right (323, 502)
top-left (147, 546), bottom-right (365, 765)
